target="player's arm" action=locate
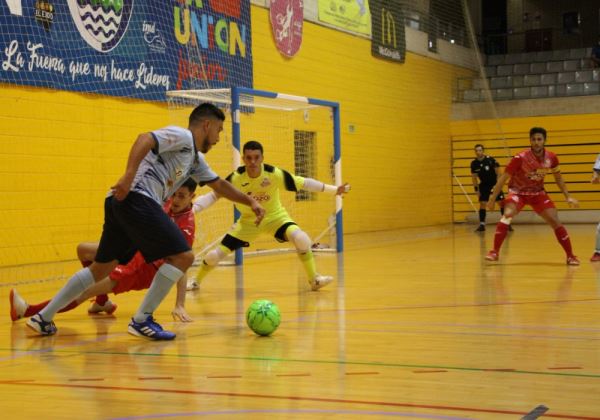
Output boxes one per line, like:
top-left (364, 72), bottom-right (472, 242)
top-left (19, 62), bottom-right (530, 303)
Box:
top-left (192, 191), bottom-right (220, 213)
top-left (302, 178), bottom-right (351, 195)
top-left (206, 178), bottom-right (265, 225)
top-left (486, 172), bottom-right (510, 210)
top-left (171, 275), bottom-right (193, 322)
top-left (112, 133), bottom-right (155, 201)
top-left (471, 174), bottom-right (480, 197)
top-left (553, 171), bottom-right (579, 208)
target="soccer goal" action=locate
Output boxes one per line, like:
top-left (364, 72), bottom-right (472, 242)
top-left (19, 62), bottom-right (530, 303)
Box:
top-left (166, 87), bottom-right (343, 265)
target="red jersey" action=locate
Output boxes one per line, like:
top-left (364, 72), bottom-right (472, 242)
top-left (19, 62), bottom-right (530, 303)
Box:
top-left (505, 149), bottom-right (559, 195)
top-left (109, 204), bottom-right (195, 293)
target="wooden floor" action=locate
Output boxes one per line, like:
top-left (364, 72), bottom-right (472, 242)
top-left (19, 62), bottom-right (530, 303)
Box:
top-left (2, 224), bottom-right (600, 419)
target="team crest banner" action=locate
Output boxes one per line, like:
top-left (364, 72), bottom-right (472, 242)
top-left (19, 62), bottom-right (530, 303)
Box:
top-left (370, 0), bottom-right (405, 62)
top-left (0, 0), bottom-right (253, 100)
top-left (270, 0), bottom-right (303, 57)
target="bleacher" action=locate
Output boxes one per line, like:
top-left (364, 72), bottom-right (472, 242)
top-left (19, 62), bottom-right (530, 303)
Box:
top-left (459, 48), bottom-right (599, 102)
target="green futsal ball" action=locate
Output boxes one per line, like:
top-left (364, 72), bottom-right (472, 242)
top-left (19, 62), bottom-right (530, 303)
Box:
top-left (246, 299), bottom-right (281, 336)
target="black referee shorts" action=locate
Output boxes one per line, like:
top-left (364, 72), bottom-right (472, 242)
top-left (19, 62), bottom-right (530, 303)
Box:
top-left (95, 192), bottom-right (191, 265)
top-left (479, 184), bottom-right (504, 203)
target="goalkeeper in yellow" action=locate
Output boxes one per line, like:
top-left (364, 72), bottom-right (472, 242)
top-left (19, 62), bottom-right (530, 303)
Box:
top-left (189, 141), bottom-right (350, 291)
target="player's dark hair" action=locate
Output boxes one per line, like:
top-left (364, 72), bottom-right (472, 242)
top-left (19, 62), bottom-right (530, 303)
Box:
top-left (181, 178), bottom-right (198, 193)
top-left (243, 140), bottom-right (264, 154)
top-left (189, 103), bottom-right (225, 126)
top-left (474, 144), bottom-right (484, 150)
top-left (529, 127), bottom-right (547, 140)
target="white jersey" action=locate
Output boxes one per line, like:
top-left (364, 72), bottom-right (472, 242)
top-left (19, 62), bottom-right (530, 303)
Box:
top-left (127, 126), bottom-right (219, 203)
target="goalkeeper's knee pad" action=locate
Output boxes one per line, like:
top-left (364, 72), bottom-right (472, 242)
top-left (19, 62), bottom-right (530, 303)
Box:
top-left (204, 246), bottom-right (228, 266)
top-left (288, 227), bottom-right (312, 253)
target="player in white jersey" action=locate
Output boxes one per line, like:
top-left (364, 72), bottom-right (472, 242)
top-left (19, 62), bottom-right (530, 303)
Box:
top-left (188, 140), bottom-right (350, 291)
top-left (26, 103), bottom-right (265, 339)
top-left (590, 154), bottom-right (600, 262)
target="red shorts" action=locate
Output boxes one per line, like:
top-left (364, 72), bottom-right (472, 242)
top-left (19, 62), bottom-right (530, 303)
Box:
top-left (504, 192), bottom-right (555, 214)
top-left (109, 253), bottom-right (159, 294)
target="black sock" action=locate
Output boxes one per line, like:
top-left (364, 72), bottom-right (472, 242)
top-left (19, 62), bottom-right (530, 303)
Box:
top-left (500, 206), bottom-right (504, 216)
top-left (479, 209), bottom-right (486, 223)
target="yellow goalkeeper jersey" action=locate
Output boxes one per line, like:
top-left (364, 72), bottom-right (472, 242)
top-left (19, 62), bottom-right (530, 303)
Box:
top-left (226, 163), bottom-right (305, 222)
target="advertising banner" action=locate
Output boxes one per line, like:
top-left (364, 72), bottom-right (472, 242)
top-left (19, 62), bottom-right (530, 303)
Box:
top-left (0, 0), bottom-right (253, 100)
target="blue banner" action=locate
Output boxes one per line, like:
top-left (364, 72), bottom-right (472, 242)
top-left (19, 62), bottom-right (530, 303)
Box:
top-left (0, 0), bottom-right (253, 101)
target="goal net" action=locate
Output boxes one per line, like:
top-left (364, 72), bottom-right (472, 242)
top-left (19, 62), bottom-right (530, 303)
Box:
top-left (167, 88), bottom-right (343, 265)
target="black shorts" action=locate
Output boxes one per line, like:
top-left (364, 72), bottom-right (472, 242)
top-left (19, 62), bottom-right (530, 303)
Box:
top-left (95, 192), bottom-right (191, 264)
top-left (479, 184), bottom-right (504, 202)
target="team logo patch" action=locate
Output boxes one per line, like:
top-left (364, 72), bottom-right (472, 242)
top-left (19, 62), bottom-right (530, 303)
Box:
top-left (260, 178), bottom-right (271, 188)
top-left (67, 0), bottom-right (134, 53)
top-left (34, 0), bottom-right (55, 32)
top-left (143, 20), bottom-right (166, 54)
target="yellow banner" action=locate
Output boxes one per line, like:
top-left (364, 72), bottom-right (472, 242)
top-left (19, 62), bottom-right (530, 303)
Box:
top-left (318, 0), bottom-right (371, 35)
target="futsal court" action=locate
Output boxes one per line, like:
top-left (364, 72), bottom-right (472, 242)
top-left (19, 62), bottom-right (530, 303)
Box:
top-left (2, 223), bottom-right (599, 419)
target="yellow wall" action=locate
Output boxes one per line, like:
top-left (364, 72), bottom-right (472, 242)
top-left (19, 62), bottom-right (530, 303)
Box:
top-left (451, 114), bottom-right (600, 221)
top-left (0, 5), bottom-right (470, 275)
top-left (251, 7), bottom-right (469, 233)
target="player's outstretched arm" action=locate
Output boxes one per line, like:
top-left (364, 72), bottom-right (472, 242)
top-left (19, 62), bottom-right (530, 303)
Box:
top-left (553, 172), bottom-right (579, 208)
top-left (303, 178), bottom-right (351, 195)
top-left (171, 275), bottom-right (193, 322)
top-left (486, 172), bottom-right (510, 211)
top-left (112, 133), bottom-right (155, 201)
top-left (207, 178), bottom-right (265, 225)
top-left (192, 191), bottom-right (220, 213)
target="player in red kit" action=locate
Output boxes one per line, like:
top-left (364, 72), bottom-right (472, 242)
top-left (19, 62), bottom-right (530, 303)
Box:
top-left (484, 127), bottom-right (580, 265)
top-left (10, 179), bottom-right (198, 323)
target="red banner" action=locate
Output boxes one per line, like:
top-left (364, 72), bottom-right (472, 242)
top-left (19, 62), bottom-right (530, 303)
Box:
top-left (270, 0), bottom-right (303, 57)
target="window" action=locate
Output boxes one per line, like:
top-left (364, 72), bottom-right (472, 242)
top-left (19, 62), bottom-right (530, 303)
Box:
top-left (294, 130), bottom-right (316, 201)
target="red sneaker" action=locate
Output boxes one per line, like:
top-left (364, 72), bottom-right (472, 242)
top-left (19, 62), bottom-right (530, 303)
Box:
top-left (590, 253), bottom-right (600, 262)
top-left (567, 256), bottom-right (580, 266)
top-left (9, 288), bottom-right (28, 322)
top-left (88, 300), bottom-right (118, 315)
top-left (485, 250), bottom-right (499, 261)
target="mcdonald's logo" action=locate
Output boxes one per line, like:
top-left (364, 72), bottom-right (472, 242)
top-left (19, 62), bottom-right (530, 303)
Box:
top-left (381, 7), bottom-right (396, 48)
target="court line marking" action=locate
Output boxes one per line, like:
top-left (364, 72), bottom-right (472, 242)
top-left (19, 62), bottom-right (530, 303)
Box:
top-left (110, 408), bottom-right (471, 419)
top-left (284, 324), bottom-right (600, 343)
top-left (2, 347), bottom-right (600, 379)
top-left (0, 380), bottom-right (597, 420)
top-left (295, 297), bottom-right (600, 313)
top-left (547, 367), bottom-right (582, 370)
top-left (345, 372), bottom-right (379, 375)
top-left (413, 370), bottom-right (448, 374)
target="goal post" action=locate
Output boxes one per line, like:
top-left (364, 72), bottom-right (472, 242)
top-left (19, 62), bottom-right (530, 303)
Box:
top-left (166, 87), bottom-right (343, 266)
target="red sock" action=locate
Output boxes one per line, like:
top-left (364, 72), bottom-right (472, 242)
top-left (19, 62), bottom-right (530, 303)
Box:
top-left (24, 300), bottom-right (50, 317)
top-left (57, 300), bottom-right (79, 313)
top-left (95, 294), bottom-right (108, 306)
top-left (25, 299), bottom-right (80, 316)
top-left (493, 222), bottom-right (510, 252)
top-left (554, 226), bottom-right (574, 257)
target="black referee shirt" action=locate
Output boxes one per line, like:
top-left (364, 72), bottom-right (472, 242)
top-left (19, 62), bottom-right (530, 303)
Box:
top-left (470, 156), bottom-right (499, 185)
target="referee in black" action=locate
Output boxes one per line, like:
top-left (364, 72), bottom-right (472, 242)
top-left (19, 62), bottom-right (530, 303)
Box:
top-left (470, 144), bottom-right (509, 232)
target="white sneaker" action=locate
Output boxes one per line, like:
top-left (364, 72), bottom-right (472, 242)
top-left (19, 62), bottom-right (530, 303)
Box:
top-left (9, 288), bottom-right (28, 321)
top-left (310, 274), bottom-right (334, 291)
top-left (87, 300), bottom-right (118, 315)
top-left (186, 280), bottom-right (199, 291)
